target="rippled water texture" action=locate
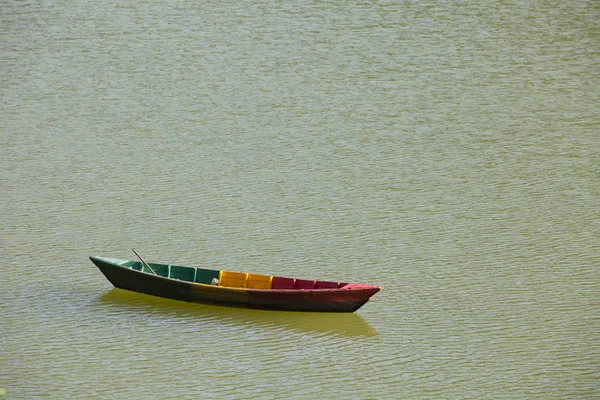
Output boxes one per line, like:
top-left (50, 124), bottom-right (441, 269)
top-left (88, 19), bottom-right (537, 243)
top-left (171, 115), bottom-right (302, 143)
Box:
top-left (2, 0), bottom-right (598, 398)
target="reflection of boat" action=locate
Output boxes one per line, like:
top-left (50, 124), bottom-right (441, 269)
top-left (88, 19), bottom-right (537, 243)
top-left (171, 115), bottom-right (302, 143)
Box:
top-left (90, 256), bottom-right (382, 312)
top-left (99, 289), bottom-right (378, 338)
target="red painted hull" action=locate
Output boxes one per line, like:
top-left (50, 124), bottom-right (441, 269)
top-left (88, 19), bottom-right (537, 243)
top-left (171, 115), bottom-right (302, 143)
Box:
top-left (90, 256), bottom-right (382, 312)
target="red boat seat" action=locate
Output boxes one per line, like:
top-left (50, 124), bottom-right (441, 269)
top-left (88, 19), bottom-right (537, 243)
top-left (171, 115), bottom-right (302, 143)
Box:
top-left (293, 279), bottom-right (316, 289)
top-left (314, 280), bottom-right (339, 289)
top-left (341, 284), bottom-right (372, 289)
top-left (271, 276), bottom-right (296, 290)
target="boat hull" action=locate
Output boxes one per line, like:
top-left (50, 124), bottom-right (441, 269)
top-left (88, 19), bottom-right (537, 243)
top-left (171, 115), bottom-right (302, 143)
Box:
top-left (90, 257), bottom-right (381, 312)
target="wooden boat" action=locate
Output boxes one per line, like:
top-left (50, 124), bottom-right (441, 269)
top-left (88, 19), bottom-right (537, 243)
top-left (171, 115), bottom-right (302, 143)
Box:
top-left (90, 254), bottom-right (382, 312)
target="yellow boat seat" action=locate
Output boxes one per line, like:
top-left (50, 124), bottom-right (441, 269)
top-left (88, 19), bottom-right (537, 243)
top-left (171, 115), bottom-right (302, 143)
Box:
top-left (246, 273), bottom-right (273, 289)
top-left (218, 271), bottom-right (248, 288)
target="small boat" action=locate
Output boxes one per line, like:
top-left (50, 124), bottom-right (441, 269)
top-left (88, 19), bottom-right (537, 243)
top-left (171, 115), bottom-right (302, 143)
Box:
top-left (90, 252), bottom-right (382, 312)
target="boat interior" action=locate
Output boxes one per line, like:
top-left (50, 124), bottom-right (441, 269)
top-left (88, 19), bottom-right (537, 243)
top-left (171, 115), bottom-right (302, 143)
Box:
top-left (122, 261), bottom-right (349, 290)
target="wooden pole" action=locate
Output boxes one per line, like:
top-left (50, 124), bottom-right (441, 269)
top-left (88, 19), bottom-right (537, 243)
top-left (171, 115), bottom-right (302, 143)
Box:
top-left (132, 249), bottom-right (157, 275)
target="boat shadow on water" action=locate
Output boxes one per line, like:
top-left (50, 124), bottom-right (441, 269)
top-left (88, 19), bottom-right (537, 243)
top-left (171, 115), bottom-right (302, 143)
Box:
top-left (98, 288), bottom-right (379, 338)
top-left (98, 289), bottom-right (379, 338)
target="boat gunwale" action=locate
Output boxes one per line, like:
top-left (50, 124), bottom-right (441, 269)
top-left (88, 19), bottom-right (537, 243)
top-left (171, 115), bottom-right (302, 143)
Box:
top-left (91, 256), bottom-right (383, 293)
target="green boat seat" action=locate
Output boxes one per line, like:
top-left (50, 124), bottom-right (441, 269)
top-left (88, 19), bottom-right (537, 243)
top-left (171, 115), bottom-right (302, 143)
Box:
top-left (145, 263), bottom-right (169, 277)
top-left (130, 261), bottom-right (143, 271)
top-left (194, 268), bottom-right (220, 285)
top-left (170, 265), bottom-right (195, 282)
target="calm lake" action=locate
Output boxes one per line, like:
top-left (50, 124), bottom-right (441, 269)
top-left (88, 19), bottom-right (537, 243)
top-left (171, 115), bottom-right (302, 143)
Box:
top-left (2, 0), bottom-right (598, 398)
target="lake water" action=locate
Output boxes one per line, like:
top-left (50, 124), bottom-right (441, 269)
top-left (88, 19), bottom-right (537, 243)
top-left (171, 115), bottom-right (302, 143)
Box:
top-left (1, 1), bottom-right (598, 398)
